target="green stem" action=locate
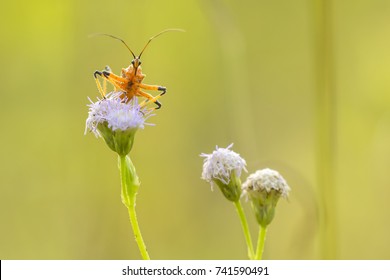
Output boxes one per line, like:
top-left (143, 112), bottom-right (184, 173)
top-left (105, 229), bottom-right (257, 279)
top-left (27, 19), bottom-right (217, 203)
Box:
top-left (119, 155), bottom-right (150, 260)
top-left (254, 226), bottom-right (267, 260)
top-left (234, 201), bottom-right (255, 259)
top-left (127, 203), bottom-right (150, 260)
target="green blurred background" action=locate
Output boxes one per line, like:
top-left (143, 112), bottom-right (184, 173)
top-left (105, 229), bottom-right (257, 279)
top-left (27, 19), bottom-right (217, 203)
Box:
top-left (1, 0), bottom-right (389, 259)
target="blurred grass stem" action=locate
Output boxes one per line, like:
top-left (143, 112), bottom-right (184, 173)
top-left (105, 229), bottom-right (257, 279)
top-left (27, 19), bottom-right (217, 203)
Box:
top-left (254, 226), bottom-right (267, 260)
top-left (234, 201), bottom-right (255, 259)
top-left (313, 0), bottom-right (338, 259)
top-left (119, 155), bottom-right (150, 260)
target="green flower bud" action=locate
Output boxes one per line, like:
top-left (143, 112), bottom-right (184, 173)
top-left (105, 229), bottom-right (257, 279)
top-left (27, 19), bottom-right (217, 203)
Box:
top-left (242, 168), bottom-right (290, 227)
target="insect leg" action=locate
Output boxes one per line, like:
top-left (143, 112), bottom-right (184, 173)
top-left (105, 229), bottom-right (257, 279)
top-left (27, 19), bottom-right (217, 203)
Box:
top-left (94, 69), bottom-right (126, 96)
top-left (103, 75), bottom-right (108, 94)
top-left (137, 90), bottom-right (162, 110)
top-left (139, 83), bottom-right (166, 109)
top-left (139, 83), bottom-right (166, 95)
top-left (93, 70), bottom-right (106, 98)
top-left (101, 71), bottom-right (128, 88)
top-left (103, 66), bottom-right (112, 92)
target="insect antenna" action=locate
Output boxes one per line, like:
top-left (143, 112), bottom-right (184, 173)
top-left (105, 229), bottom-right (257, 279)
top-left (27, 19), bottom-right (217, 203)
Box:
top-left (91, 33), bottom-right (136, 59)
top-left (138, 28), bottom-right (185, 58)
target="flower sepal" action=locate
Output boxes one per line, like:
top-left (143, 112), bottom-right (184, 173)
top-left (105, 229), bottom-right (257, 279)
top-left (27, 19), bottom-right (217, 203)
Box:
top-left (248, 189), bottom-right (279, 227)
top-left (98, 123), bottom-right (137, 156)
top-left (213, 171), bottom-right (242, 202)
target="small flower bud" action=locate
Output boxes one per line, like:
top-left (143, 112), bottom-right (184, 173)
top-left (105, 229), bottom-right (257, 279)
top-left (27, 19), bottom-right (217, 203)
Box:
top-left (200, 144), bottom-right (247, 202)
top-left (85, 92), bottom-right (153, 156)
top-left (242, 168), bottom-right (290, 227)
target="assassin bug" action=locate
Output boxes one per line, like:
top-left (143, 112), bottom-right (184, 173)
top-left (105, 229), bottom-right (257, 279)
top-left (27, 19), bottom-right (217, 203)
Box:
top-left (93, 29), bottom-right (183, 110)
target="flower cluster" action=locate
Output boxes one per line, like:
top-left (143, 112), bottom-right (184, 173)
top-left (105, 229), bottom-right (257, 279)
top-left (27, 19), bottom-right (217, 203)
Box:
top-left (242, 168), bottom-right (290, 227)
top-left (201, 144), bottom-right (290, 226)
top-left (85, 92), bottom-right (152, 136)
top-left (85, 92), bottom-right (153, 156)
top-left (242, 168), bottom-right (290, 199)
top-left (201, 144), bottom-right (247, 185)
top-left (200, 144), bottom-right (247, 202)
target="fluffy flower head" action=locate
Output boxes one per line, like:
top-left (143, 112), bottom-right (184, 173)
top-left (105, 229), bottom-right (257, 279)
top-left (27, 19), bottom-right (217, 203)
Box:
top-left (243, 168), bottom-right (290, 199)
top-left (85, 92), bottom-right (153, 137)
top-left (85, 92), bottom-right (153, 155)
top-left (243, 168), bottom-right (290, 227)
top-left (200, 144), bottom-right (247, 185)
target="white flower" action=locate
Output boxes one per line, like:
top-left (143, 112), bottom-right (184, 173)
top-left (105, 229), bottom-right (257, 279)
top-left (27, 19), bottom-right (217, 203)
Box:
top-left (85, 92), bottom-right (153, 138)
top-left (243, 168), bottom-right (290, 227)
top-left (85, 92), bottom-right (154, 156)
top-left (200, 144), bottom-right (247, 186)
top-left (242, 168), bottom-right (290, 199)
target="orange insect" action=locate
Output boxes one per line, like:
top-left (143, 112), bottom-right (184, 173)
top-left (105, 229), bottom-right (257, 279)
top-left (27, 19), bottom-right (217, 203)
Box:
top-left (93, 29), bottom-right (183, 109)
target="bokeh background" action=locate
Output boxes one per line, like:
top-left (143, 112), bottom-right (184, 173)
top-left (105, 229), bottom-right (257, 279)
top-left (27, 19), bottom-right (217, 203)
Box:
top-left (1, 0), bottom-right (389, 259)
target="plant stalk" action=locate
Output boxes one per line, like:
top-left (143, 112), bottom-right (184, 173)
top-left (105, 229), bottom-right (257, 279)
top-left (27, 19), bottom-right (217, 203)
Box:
top-left (254, 226), bottom-right (267, 260)
top-left (119, 155), bottom-right (150, 260)
top-left (234, 200), bottom-right (255, 259)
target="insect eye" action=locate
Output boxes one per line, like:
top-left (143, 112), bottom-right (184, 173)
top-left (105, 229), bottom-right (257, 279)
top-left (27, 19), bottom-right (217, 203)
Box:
top-left (139, 61), bottom-right (142, 65)
top-left (131, 60), bottom-right (135, 65)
